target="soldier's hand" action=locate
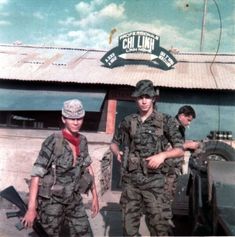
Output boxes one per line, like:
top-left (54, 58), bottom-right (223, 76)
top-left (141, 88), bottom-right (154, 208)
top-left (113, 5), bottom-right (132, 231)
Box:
top-left (21, 209), bottom-right (37, 228)
top-left (146, 153), bottom-right (166, 169)
top-left (117, 151), bottom-right (123, 162)
top-left (91, 194), bottom-right (99, 218)
top-left (184, 140), bottom-right (200, 150)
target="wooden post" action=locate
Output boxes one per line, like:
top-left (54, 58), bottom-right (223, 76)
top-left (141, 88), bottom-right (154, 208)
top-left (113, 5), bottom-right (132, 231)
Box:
top-left (106, 98), bottom-right (117, 134)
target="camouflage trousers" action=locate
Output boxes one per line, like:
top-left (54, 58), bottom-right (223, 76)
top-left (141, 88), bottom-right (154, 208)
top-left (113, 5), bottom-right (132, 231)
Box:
top-left (120, 172), bottom-right (173, 236)
top-left (164, 159), bottom-right (183, 206)
top-left (37, 193), bottom-right (92, 237)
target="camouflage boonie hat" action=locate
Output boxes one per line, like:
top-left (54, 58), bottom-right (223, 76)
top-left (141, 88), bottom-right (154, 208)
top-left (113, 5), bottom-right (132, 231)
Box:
top-left (62, 99), bottom-right (85, 119)
top-left (132, 79), bottom-right (156, 97)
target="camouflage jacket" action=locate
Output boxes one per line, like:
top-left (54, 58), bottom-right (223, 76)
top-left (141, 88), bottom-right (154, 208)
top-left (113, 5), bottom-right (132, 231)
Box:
top-left (31, 132), bottom-right (92, 202)
top-left (175, 116), bottom-right (186, 141)
top-left (112, 110), bottom-right (184, 173)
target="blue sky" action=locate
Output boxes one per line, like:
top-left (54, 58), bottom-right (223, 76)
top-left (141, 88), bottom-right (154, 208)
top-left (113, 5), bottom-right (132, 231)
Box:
top-left (0, 0), bottom-right (234, 53)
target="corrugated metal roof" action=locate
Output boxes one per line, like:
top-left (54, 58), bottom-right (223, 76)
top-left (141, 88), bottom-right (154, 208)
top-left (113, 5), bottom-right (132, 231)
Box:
top-left (0, 44), bottom-right (234, 90)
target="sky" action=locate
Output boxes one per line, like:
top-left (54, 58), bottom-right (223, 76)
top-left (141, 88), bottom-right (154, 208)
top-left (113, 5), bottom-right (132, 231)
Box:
top-left (0, 0), bottom-right (234, 53)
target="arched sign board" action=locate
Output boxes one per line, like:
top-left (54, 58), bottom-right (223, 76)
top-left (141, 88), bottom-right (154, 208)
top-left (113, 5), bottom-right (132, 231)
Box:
top-left (100, 31), bottom-right (177, 70)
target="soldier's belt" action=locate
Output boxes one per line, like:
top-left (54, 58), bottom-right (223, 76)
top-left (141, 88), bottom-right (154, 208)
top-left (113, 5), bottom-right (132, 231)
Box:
top-left (132, 173), bottom-right (163, 186)
top-left (147, 169), bottom-right (162, 175)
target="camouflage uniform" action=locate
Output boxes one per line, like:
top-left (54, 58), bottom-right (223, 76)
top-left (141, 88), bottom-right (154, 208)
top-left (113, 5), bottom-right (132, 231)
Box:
top-left (31, 132), bottom-right (92, 237)
top-left (163, 117), bottom-right (185, 205)
top-left (112, 110), bottom-right (184, 236)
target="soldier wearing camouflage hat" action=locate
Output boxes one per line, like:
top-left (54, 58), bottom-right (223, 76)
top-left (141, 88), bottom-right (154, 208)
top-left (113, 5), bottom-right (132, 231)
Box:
top-left (110, 79), bottom-right (184, 236)
top-left (22, 99), bottom-right (99, 236)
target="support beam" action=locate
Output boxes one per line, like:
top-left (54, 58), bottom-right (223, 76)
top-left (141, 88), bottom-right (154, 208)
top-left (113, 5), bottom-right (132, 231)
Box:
top-left (106, 98), bottom-right (117, 134)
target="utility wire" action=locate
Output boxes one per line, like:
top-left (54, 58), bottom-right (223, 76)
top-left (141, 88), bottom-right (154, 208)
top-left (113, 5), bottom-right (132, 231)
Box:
top-left (209, 0), bottom-right (222, 89)
top-left (209, 0), bottom-right (223, 137)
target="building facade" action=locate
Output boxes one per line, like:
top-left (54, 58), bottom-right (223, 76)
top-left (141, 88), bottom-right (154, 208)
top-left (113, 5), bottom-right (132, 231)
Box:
top-left (0, 43), bottom-right (234, 194)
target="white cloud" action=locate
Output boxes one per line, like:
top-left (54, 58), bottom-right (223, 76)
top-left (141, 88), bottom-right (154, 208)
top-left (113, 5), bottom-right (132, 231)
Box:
top-left (33, 12), bottom-right (44, 20)
top-left (0, 0), bottom-right (8, 10)
top-left (67, 2), bottom-right (125, 28)
top-left (67, 30), bottom-right (83, 38)
top-left (54, 28), bottom-right (109, 50)
top-left (75, 2), bottom-right (92, 15)
top-left (57, 0), bottom-right (126, 51)
top-left (0, 0), bottom-right (8, 5)
top-left (78, 12), bottom-right (99, 28)
top-left (59, 17), bottom-right (79, 26)
top-left (99, 3), bottom-right (125, 18)
top-left (75, 0), bottom-right (106, 16)
top-left (0, 20), bottom-right (10, 25)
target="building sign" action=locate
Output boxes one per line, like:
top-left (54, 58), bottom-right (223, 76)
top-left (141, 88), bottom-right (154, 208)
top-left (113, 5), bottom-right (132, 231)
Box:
top-left (100, 31), bottom-right (177, 70)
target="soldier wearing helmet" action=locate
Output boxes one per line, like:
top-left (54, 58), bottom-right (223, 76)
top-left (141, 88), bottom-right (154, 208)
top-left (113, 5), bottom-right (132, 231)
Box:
top-left (111, 79), bottom-right (184, 236)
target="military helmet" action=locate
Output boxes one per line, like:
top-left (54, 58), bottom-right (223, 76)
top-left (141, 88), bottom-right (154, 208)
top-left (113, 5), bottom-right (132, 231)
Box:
top-left (132, 79), bottom-right (157, 97)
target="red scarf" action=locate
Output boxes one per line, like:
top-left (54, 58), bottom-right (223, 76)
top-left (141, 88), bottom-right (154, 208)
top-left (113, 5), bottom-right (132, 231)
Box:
top-left (62, 129), bottom-right (80, 156)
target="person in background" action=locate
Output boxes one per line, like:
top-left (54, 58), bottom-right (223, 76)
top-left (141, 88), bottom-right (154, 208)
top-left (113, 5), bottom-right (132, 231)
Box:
top-left (176, 105), bottom-right (199, 151)
top-left (22, 99), bottom-right (99, 237)
top-left (110, 79), bottom-right (184, 236)
top-left (163, 105), bottom-right (200, 219)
